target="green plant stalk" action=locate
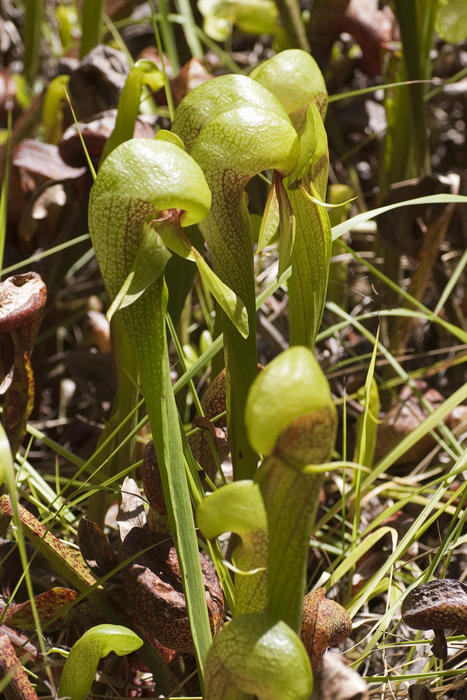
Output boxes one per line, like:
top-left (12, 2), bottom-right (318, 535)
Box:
top-left (172, 74), bottom-right (299, 480)
top-left (198, 192), bottom-right (259, 481)
top-left (89, 139), bottom-right (215, 676)
top-left (327, 184), bottom-right (354, 310)
top-left (0, 110), bottom-right (12, 272)
top-left (272, 0), bottom-right (309, 50)
top-left (80, 0), bottom-right (103, 58)
top-left (417, 0), bottom-right (438, 76)
top-left (245, 348), bottom-right (337, 631)
top-left (393, 0), bottom-right (431, 174)
top-left (24, 0), bottom-right (42, 85)
top-left (101, 59), bottom-right (164, 163)
top-left (121, 279), bottom-right (214, 672)
top-left (175, 0), bottom-right (204, 59)
top-left (286, 185), bottom-right (331, 346)
top-left (256, 457), bottom-right (324, 631)
top-left (151, 0), bottom-right (180, 73)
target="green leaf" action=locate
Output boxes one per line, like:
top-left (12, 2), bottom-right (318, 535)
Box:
top-left (436, 0), bottom-right (467, 43)
top-left (326, 527), bottom-right (397, 591)
top-left (250, 49), bottom-right (328, 125)
top-left (101, 60), bottom-right (166, 160)
top-left (154, 129), bottom-right (185, 150)
top-left (354, 335), bottom-right (380, 469)
top-left (197, 481), bottom-right (267, 538)
top-left (276, 179), bottom-right (295, 278)
top-left (197, 481), bottom-right (268, 615)
top-left (58, 624), bottom-right (143, 700)
top-left (287, 103), bottom-right (318, 186)
top-left (192, 248), bottom-right (249, 339)
top-left (106, 223), bottom-right (171, 321)
top-left (198, 0), bottom-right (278, 41)
top-left (332, 194), bottom-right (467, 241)
top-left (42, 74), bottom-right (70, 144)
top-left (257, 179), bottom-right (280, 253)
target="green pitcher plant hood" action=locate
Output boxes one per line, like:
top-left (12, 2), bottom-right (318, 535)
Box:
top-left (89, 138), bottom-right (212, 302)
top-left (245, 346), bottom-right (335, 457)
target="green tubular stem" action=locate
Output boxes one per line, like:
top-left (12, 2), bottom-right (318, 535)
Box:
top-left (24, 0), bottom-right (42, 84)
top-left (88, 138), bottom-right (214, 675)
top-left (257, 456), bottom-right (324, 632)
top-left (245, 347), bottom-right (337, 631)
top-left (121, 278), bottom-right (213, 668)
top-left (80, 0), bottom-right (103, 58)
top-left (172, 74), bottom-right (299, 479)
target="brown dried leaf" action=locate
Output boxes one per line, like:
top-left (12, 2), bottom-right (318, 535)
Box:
top-left (58, 112), bottom-right (154, 168)
top-left (189, 369), bottom-right (230, 480)
top-left (0, 625), bottom-right (39, 665)
top-left (301, 589), bottom-right (352, 671)
top-left (0, 633), bottom-right (39, 700)
top-left (0, 495), bottom-right (96, 590)
top-left (78, 517), bottom-right (119, 578)
top-left (0, 539), bottom-right (23, 597)
top-left (120, 527), bottom-right (224, 653)
top-left (68, 45), bottom-right (129, 121)
top-left (375, 381), bottom-right (446, 465)
top-left (343, 0), bottom-right (395, 77)
top-left (0, 69), bottom-right (16, 115)
top-left (143, 442), bottom-right (170, 535)
top-left (3, 587), bottom-right (77, 631)
top-left (12, 140), bottom-right (86, 180)
top-left (409, 684), bottom-right (437, 699)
